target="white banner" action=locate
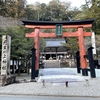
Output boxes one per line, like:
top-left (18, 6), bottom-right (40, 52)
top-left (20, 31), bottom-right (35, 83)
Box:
top-left (91, 31), bottom-right (96, 54)
top-left (1, 35), bottom-right (11, 75)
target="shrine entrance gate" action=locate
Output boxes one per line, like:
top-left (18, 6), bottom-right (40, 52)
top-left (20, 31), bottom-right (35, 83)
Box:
top-left (22, 19), bottom-right (95, 78)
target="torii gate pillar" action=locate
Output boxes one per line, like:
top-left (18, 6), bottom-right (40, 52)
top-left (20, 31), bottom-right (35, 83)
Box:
top-left (34, 28), bottom-right (40, 77)
top-left (78, 27), bottom-right (88, 76)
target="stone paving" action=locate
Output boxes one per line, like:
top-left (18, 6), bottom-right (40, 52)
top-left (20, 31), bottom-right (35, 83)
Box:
top-left (0, 68), bottom-right (100, 97)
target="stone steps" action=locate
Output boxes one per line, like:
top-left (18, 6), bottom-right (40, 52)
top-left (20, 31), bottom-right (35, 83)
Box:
top-left (43, 60), bottom-right (60, 68)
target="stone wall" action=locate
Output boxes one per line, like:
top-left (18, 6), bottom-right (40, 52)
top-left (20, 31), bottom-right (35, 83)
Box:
top-left (0, 16), bottom-right (22, 29)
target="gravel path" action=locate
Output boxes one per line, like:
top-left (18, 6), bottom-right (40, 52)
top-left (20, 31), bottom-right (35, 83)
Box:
top-left (0, 68), bottom-right (100, 97)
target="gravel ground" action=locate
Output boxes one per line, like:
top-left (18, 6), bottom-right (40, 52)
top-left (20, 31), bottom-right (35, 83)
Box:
top-left (0, 68), bottom-right (100, 97)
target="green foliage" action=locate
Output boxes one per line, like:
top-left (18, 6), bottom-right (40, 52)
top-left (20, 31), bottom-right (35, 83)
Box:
top-left (74, 0), bottom-right (100, 34)
top-left (0, 0), bottom-right (26, 18)
top-left (25, 0), bottom-right (72, 21)
top-left (95, 35), bottom-right (100, 56)
top-left (0, 26), bottom-right (33, 60)
top-left (0, 0), bottom-right (82, 21)
top-left (62, 37), bottom-right (79, 56)
top-left (39, 38), bottom-right (46, 52)
top-left (25, 4), bottom-right (37, 20)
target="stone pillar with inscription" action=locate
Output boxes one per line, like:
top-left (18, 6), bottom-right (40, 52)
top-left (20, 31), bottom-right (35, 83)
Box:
top-left (1, 35), bottom-right (11, 75)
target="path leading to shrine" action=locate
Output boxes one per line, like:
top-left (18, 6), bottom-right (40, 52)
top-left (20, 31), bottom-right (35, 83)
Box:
top-left (0, 68), bottom-right (100, 97)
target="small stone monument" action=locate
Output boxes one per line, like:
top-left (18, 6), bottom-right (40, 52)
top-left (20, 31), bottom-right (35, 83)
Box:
top-left (1, 35), bottom-right (11, 75)
top-left (1, 35), bottom-right (16, 86)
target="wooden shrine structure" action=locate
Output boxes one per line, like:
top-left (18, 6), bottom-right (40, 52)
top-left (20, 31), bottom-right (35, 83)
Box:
top-left (22, 19), bottom-right (95, 78)
top-left (43, 38), bottom-right (67, 60)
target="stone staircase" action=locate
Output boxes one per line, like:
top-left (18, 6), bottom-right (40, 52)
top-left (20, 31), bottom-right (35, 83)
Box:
top-left (43, 60), bottom-right (60, 68)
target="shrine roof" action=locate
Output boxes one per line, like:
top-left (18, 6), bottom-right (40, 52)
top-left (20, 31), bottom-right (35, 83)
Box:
top-left (22, 19), bottom-right (95, 26)
top-left (45, 38), bottom-right (65, 47)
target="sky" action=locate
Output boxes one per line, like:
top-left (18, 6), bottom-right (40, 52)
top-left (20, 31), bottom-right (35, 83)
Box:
top-left (26, 0), bottom-right (86, 8)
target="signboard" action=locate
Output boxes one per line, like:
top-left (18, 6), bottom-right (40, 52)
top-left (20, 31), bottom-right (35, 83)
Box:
top-left (91, 31), bottom-right (96, 54)
top-left (1, 35), bottom-right (11, 75)
top-left (56, 24), bottom-right (62, 36)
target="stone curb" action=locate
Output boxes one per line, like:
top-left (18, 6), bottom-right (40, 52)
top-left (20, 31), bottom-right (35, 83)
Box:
top-left (0, 93), bottom-right (100, 98)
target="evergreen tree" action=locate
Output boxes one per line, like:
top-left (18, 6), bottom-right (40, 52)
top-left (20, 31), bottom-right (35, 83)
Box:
top-left (0, 0), bottom-right (26, 19)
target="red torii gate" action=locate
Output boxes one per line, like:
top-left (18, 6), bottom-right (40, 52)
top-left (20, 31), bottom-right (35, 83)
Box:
top-left (22, 19), bottom-right (94, 77)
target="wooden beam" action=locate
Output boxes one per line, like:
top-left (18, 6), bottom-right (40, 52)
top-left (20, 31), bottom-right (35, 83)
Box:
top-left (62, 32), bottom-right (79, 37)
top-left (39, 32), bottom-right (56, 38)
top-left (26, 32), bottom-right (92, 38)
top-left (25, 24), bottom-right (92, 29)
top-left (26, 32), bottom-right (56, 38)
top-left (63, 32), bottom-right (92, 37)
top-left (26, 32), bottom-right (34, 37)
top-left (82, 32), bottom-right (92, 36)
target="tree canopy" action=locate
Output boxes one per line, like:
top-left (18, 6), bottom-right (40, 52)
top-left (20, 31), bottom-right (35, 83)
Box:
top-left (75, 0), bottom-right (100, 34)
top-left (0, 0), bottom-right (26, 19)
top-left (25, 0), bottom-right (72, 21)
